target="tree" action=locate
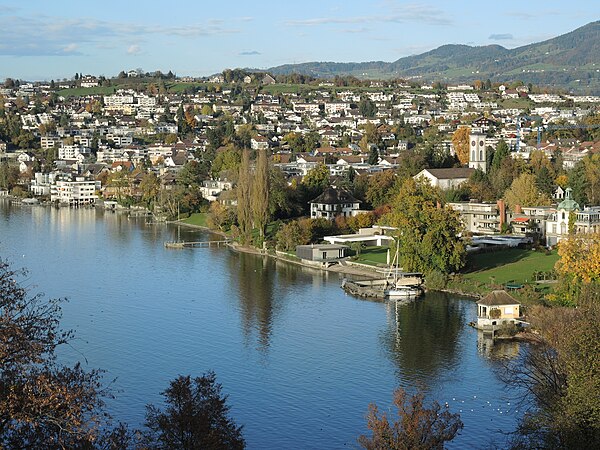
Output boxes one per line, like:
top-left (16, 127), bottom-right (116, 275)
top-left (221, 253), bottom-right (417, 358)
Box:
top-left (548, 232), bottom-right (600, 306)
top-left (275, 220), bottom-right (311, 251)
top-left (451, 127), bottom-right (470, 165)
top-left (382, 178), bottom-right (466, 274)
top-left (358, 97), bottom-right (377, 118)
top-left (139, 172), bottom-right (161, 207)
top-left (251, 149), bottom-right (270, 241)
top-left (555, 232), bottom-right (600, 285)
top-left (504, 293), bottom-right (600, 449)
top-left (504, 172), bottom-right (551, 209)
top-left (0, 260), bottom-right (107, 448)
top-left (211, 144), bottom-right (241, 179)
top-left (0, 161), bottom-right (19, 190)
top-left (143, 372), bottom-right (245, 450)
top-left (536, 165), bottom-right (555, 197)
top-left (302, 163), bottom-right (330, 193)
top-left (237, 149), bottom-right (252, 242)
top-left (489, 156), bottom-right (523, 198)
top-left (359, 122), bottom-right (381, 153)
top-left (207, 201), bottom-right (235, 232)
top-left (368, 146), bottom-right (380, 165)
top-left (177, 161), bottom-right (205, 188)
top-left (365, 170), bottom-right (396, 208)
top-left (358, 388), bottom-right (463, 450)
top-left (489, 139), bottom-right (509, 169)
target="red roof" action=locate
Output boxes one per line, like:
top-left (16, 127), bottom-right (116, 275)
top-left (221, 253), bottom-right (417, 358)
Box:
top-left (512, 217), bottom-right (529, 223)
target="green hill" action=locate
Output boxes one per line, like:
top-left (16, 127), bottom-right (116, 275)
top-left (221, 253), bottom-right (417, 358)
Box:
top-left (268, 21), bottom-right (600, 93)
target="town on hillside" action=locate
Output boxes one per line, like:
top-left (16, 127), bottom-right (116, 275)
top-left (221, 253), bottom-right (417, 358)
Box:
top-left (0, 71), bottom-right (599, 256)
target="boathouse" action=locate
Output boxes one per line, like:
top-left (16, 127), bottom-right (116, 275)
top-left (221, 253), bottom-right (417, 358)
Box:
top-left (296, 244), bottom-right (347, 266)
top-left (476, 290), bottom-right (521, 329)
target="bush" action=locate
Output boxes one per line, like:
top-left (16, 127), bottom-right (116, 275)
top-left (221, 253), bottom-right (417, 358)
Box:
top-left (425, 270), bottom-right (447, 290)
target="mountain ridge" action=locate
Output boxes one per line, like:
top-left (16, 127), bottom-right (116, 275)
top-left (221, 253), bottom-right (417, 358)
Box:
top-left (268, 21), bottom-right (600, 93)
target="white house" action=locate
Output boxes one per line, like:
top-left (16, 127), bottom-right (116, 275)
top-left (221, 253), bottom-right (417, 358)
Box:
top-left (250, 135), bottom-right (269, 151)
top-left (30, 172), bottom-right (57, 196)
top-left (415, 168), bottom-right (474, 190)
top-left (51, 178), bottom-right (101, 206)
top-left (310, 187), bottom-right (360, 219)
top-left (199, 179), bottom-right (233, 202)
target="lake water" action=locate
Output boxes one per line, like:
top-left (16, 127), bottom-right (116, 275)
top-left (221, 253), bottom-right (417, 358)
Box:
top-left (0, 200), bottom-right (524, 449)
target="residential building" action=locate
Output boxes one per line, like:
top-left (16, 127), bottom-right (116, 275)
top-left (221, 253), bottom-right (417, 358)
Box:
top-left (310, 187), bottom-right (360, 219)
top-left (51, 177), bottom-right (101, 206)
top-left (200, 179), bottom-right (233, 202)
top-left (448, 200), bottom-right (506, 235)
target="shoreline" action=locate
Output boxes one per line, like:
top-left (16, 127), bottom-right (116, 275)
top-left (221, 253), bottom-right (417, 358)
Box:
top-left (174, 220), bottom-right (487, 298)
top-left (172, 220), bottom-right (383, 280)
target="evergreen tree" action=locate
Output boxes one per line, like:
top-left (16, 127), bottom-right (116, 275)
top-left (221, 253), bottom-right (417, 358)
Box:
top-left (491, 139), bottom-right (510, 171)
top-left (368, 146), bottom-right (379, 165)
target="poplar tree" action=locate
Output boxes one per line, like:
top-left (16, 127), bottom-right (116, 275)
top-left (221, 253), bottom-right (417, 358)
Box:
top-left (251, 149), bottom-right (270, 241)
top-left (236, 149), bottom-right (252, 243)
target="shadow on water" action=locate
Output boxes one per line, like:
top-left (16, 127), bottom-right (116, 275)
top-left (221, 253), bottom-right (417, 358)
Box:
top-left (382, 291), bottom-right (466, 386)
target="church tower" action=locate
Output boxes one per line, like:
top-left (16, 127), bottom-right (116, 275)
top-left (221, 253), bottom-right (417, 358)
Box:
top-left (469, 132), bottom-right (487, 173)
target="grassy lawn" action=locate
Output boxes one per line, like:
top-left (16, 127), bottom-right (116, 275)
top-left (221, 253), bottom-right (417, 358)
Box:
top-left (463, 248), bottom-right (559, 286)
top-left (353, 246), bottom-right (391, 266)
top-left (182, 213), bottom-right (208, 227)
top-left (58, 86), bottom-right (117, 97)
top-left (259, 83), bottom-right (318, 96)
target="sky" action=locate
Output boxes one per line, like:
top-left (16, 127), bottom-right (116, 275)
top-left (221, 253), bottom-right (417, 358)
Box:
top-left (0, 0), bottom-right (598, 81)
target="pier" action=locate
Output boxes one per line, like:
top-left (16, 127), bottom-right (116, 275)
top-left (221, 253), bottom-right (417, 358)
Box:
top-left (164, 239), bottom-right (231, 249)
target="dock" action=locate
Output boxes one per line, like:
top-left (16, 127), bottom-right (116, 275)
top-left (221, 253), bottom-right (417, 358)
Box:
top-left (164, 239), bottom-right (231, 249)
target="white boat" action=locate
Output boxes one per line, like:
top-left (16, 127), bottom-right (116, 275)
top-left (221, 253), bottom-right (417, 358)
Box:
top-left (384, 240), bottom-right (423, 299)
top-left (385, 285), bottom-right (422, 299)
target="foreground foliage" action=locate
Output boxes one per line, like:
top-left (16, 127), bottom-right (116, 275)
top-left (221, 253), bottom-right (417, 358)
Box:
top-left (505, 284), bottom-right (600, 449)
top-left (358, 388), bottom-right (463, 450)
top-left (143, 372), bottom-right (245, 450)
top-left (0, 259), bottom-right (107, 448)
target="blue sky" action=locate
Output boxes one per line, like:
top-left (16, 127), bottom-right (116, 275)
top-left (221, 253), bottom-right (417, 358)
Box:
top-left (0, 0), bottom-right (597, 81)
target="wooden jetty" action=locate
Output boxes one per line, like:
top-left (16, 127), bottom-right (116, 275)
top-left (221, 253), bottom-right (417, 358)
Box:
top-left (164, 240), bottom-right (231, 249)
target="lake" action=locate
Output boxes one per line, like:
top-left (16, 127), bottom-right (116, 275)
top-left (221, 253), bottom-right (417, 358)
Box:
top-left (0, 200), bottom-right (524, 449)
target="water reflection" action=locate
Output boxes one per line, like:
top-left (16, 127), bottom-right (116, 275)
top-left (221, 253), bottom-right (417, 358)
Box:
top-left (227, 252), bottom-right (280, 352)
top-left (382, 291), bottom-right (465, 385)
top-left (477, 331), bottom-right (521, 360)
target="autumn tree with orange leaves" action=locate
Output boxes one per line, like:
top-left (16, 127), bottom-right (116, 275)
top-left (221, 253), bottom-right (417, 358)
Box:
top-left (358, 388), bottom-right (463, 450)
top-left (550, 231), bottom-right (600, 306)
top-left (451, 127), bottom-right (471, 165)
top-left (0, 259), bottom-right (108, 448)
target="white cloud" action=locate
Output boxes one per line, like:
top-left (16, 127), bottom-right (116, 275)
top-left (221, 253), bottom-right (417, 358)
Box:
top-left (127, 44), bottom-right (141, 55)
top-left (489, 33), bottom-right (514, 40)
top-left (62, 43), bottom-right (78, 53)
top-left (0, 13), bottom-right (238, 56)
top-left (286, 3), bottom-right (452, 27)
